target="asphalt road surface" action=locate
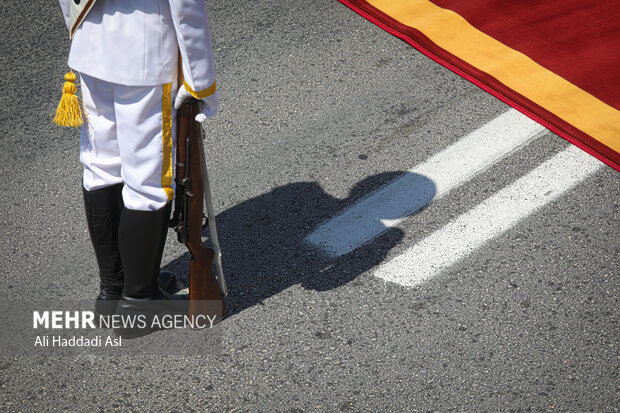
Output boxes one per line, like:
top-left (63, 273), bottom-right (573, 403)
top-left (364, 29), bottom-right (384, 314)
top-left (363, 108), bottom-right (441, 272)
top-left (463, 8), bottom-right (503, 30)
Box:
top-left (1, 1), bottom-right (618, 411)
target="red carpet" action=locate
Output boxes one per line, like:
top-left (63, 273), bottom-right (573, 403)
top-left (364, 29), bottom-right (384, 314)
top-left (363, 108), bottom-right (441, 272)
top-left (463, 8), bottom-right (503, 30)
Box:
top-left (339, 0), bottom-right (620, 171)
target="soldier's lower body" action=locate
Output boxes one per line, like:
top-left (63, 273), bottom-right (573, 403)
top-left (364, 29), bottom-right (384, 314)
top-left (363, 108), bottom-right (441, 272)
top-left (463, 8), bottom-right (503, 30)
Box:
top-left (79, 73), bottom-right (178, 329)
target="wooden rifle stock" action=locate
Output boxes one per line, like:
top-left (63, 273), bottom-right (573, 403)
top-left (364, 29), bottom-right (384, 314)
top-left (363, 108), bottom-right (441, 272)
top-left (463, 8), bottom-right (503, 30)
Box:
top-left (174, 100), bottom-right (226, 322)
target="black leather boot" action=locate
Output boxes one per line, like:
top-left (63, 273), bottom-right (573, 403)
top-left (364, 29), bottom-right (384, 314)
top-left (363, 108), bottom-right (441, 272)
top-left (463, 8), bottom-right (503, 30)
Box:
top-left (84, 186), bottom-right (178, 320)
top-left (115, 203), bottom-right (184, 338)
top-left (83, 184), bottom-right (124, 316)
top-left (118, 203), bottom-right (171, 298)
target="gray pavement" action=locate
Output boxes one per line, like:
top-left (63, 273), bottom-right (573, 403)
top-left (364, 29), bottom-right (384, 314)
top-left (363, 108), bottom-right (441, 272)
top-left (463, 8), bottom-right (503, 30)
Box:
top-left (0, 1), bottom-right (618, 411)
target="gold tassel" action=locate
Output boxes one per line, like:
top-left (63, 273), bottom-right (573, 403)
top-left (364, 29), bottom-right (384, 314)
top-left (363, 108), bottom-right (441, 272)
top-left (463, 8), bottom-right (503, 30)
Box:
top-left (53, 71), bottom-right (83, 127)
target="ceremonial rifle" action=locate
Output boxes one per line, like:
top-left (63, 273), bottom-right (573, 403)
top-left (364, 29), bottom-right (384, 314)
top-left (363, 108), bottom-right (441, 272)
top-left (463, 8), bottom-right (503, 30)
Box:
top-left (171, 99), bottom-right (227, 321)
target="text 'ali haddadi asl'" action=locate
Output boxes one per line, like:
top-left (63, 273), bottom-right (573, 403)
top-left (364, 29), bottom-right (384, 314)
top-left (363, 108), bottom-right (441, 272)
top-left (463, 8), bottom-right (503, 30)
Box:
top-left (34, 335), bottom-right (121, 347)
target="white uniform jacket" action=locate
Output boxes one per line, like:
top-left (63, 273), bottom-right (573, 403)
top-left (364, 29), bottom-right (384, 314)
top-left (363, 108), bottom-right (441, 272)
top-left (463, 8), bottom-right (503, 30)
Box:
top-left (58, 0), bottom-right (216, 97)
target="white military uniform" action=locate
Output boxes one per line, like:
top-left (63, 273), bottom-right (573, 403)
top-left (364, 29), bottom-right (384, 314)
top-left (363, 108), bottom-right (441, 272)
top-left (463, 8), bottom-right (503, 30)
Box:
top-left (58, 0), bottom-right (217, 210)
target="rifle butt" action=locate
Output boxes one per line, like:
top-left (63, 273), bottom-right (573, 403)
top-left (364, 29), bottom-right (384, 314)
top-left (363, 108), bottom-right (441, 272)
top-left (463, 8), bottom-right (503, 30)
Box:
top-left (187, 246), bottom-right (226, 321)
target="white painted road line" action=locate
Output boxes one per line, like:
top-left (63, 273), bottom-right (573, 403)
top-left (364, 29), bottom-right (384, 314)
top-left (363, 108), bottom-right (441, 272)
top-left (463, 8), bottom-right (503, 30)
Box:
top-left (305, 109), bottom-right (545, 257)
top-left (373, 145), bottom-right (603, 287)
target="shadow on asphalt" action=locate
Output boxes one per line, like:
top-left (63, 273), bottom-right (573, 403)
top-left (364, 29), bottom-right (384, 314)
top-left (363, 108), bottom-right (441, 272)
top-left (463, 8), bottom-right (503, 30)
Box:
top-left (164, 171), bottom-right (436, 316)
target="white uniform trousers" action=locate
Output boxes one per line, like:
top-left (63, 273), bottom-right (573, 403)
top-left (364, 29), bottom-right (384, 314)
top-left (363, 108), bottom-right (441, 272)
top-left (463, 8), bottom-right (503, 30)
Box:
top-left (79, 73), bottom-right (177, 211)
